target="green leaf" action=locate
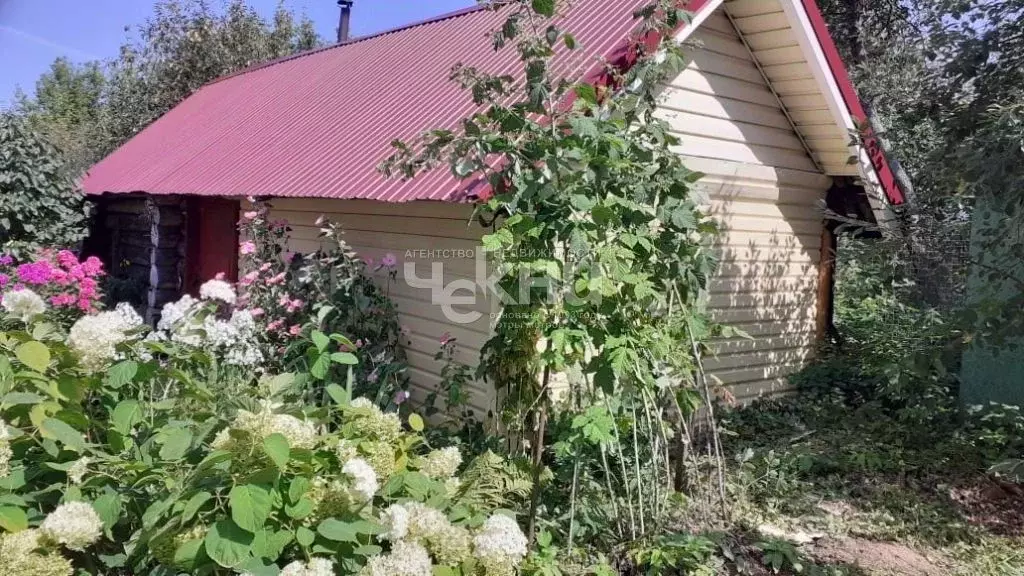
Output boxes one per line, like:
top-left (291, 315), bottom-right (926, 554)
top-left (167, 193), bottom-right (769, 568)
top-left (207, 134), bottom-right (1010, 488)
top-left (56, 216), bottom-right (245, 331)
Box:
top-left (237, 556), bottom-right (282, 576)
top-left (93, 493), bottom-right (121, 529)
top-left (14, 341), bottom-right (49, 373)
top-left (317, 518), bottom-right (360, 543)
top-left (574, 84), bottom-right (598, 105)
top-left (229, 484), bottom-right (274, 532)
top-left (173, 538), bottom-right (207, 573)
top-left (1, 392), bottom-right (43, 405)
top-left (288, 477), bottom-right (311, 504)
top-left (39, 417), bottom-right (85, 452)
top-left (204, 519), bottom-right (254, 568)
top-left (563, 32), bottom-right (576, 49)
top-left (182, 491), bottom-right (212, 522)
top-left (309, 353), bottom-right (331, 380)
top-left (531, 0), bottom-right (555, 17)
top-left (408, 413), bottom-right (424, 432)
top-left (296, 525), bottom-right (315, 547)
top-left (285, 497), bottom-right (313, 519)
top-left (110, 400), bottom-right (143, 435)
top-left (311, 330), bottom-right (330, 352)
top-left (0, 506), bottom-right (27, 532)
top-left (262, 433), bottom-right (290, 470)
top-left (159, 427), bottom-right (193, 460)
top-left (325, 384), bottom-right (348, 406)
top-left (105, 361), bottom-right (138, 389)
top-left (329, 352), bottom-right (358, 365)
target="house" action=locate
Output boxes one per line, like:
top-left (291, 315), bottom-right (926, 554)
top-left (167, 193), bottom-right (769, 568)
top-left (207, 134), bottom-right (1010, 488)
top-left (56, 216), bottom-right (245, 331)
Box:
top-left (81, 0), bottom-right (906, 412)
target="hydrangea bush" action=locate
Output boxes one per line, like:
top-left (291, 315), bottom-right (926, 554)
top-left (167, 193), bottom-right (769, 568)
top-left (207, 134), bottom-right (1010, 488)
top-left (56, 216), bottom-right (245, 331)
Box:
top-left (0, 273), bottom-right (531, 575)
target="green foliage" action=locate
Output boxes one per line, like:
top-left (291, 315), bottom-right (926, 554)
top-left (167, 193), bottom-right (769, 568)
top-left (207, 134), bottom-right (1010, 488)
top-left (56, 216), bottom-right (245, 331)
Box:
top-left (0, 114), bottom-right (88, 258)
top-left (381, 0), bottom-right (727, 546)
top-left (629, 533), bottom-right (718, 576)
top-left (0, 288), bottom-right (532, 575)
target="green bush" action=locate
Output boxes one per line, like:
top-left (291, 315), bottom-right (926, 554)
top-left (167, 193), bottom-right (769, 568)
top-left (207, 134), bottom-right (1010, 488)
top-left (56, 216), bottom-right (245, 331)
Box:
top-left (0, 278), bottom-right (532, 575)
top-left (0, 113), bottom-right (88, 258)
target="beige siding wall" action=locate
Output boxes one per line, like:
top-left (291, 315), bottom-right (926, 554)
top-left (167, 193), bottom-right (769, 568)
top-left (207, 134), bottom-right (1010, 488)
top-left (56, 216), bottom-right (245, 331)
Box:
top-left (656, 9), bottom-right (831, 402)
top-left (259, 198), bottom-right (497, 415)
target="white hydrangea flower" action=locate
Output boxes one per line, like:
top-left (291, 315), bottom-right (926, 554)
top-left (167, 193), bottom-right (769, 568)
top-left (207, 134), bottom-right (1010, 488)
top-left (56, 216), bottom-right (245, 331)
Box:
top-left (68, 303), bottom-right (144, 371)
top-left (360, 540), bottom-right (433, 576)
top-left (0, 528), bottom-right (73, 575)
top-left (157, 294), bottom-right (197, 331)
top-left (0, 420), bottom-right (11, 479)
top-left (268, 414), bottom-right (318, 450)
top-left (379, 504), bottom-right (410, 541)
top-left (350, 397), bottom-right (374, 409)
top-left (472, 514), bottom-right (528, 576)
top-left (40, 501), bottom-right (104, 551)
top-left (280, 557), bottom-right (335, 576)
top-left (419, 447), bottom-right (462, 480)
top-left (444, 477), bottom-right (461, 498)
top-left (342, 458), bottom-right (378, 501)
top-left (210, 428), bottom-right (232, 450)
top-left (67, 457), bottom-right (90, 485)
top-left (1, 288), bottom-right (45, 323)
top-left (335, 438), bottom-right (357, 465)
top-left (199, 279), bottom-right (237, 304)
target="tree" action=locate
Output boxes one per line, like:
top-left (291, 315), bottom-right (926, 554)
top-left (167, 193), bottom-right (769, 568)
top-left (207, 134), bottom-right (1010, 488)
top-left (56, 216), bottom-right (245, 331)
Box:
top-left (15, 58), bottom-right (106, 177)
top-left (0, 113), bottom-right (89, 257)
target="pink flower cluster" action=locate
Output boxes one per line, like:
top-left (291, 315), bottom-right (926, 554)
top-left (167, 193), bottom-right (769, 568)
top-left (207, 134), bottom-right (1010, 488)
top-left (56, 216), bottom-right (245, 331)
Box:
top-left (0, 250), bottom-right (105, 312)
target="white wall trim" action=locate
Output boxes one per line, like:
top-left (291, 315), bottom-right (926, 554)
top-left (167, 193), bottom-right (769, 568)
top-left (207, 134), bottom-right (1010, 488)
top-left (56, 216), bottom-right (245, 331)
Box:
top-left (673, 0), bottom-right (727, 44)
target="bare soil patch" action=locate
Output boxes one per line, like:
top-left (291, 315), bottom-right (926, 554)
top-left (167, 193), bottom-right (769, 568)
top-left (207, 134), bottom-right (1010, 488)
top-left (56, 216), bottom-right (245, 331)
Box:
top-left (810, 537), bottom-right (949, 576)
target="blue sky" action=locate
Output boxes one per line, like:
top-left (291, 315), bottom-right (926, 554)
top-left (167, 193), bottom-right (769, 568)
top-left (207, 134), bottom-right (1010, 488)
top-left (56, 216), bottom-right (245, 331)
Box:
top-left (0, 0), bottom-right (474, 107)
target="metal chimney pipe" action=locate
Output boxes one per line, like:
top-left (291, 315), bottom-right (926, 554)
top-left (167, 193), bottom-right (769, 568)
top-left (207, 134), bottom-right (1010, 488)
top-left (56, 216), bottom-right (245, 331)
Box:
top-left (337, 0), bottom-right (353, 43)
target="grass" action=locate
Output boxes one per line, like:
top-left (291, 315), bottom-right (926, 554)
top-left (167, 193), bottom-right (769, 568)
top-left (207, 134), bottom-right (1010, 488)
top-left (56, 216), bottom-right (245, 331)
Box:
top-left (717, 382), bottom-right (1024, 576)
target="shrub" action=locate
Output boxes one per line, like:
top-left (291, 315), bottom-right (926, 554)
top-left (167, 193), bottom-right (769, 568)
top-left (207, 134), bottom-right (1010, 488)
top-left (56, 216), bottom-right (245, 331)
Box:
top-left (237, 203), bottom-right (411, 409)
top-left (0, 113), bottom-right (89, 258)
top-left (0, 275), bottom-right (531, 575)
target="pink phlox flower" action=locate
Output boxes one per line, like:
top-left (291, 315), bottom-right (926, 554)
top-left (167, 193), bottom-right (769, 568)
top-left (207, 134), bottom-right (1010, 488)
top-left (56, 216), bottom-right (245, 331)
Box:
top-left (367, 371), bottom-right (378, 383)
top-left (286, 299), bottom-right (304, 313)
top-left (381, 253), bottom-right (397, 268)
top-left (214, 272), bottom-right (227, 281)
top-left (0, 274), bottom-right (8, 287)
top-left (243, 211), bottom-right (259, 220)
top-left (16, 261), bottom-right (53, 285)
top-left (56, 250), bottom-right (78, 270)
top-left (76, 298), bottom-right (93, 312)
top-left (288, 324), bottom-right (302, 336)
top-left (239, 271), bottom-right (258, 286)
top-left (394, 390), bottom-right (410, 405)
top-left (268, 272), bottom-right (286, 285)
top-left (440, 332), bottom-right (453, 345)
top-left (259, 262), bottom-right (273, 272)
top-left (50, 293), bottom-right (76, 307)
top-left (283, 252), bottom-right (296, 263)
top-left (239, 241), bottom-right (256, 255)
top-left (267, 319), bottom-right (285, 331)
top-left (50, 269), bottom-right (70, 285)
top-left (81, 257), bottom-right (103, 277)
top-left (272, 219), bottom-right (289, 229)
top-left (355, 339), bottom-right (363, 348)
top-left (249, 307), bottom-right (265, 318)
top-left (0, 255), bottom-right (13, 266)
top-left (278, 294), bottom-right (292, 306)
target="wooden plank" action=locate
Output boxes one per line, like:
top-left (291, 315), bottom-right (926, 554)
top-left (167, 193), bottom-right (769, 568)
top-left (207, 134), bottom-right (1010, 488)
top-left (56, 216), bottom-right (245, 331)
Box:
top-left (704, 346), bottom-right (815, 371)
top-left (712, 230), bottom-right (822, 252)
top-left (711, 333), bottom-right (817, 355)
top-left (732, 12), bottom-right (789, 34)
top-left (688, 29), bottom-right (751, 61)
top-left (680, 157), bottom-right (830, 189)
top-left (656, 89), bottom-right (792, 131)
top-left (686, 50), bottom-right (767, 85)
top-left (709, 289), bottom-right (816, 309)
top-left (772, 78), bottom-right (820, 96)
top-left (671, 68), bottom-right (778, 107)
top-left (789, 109), bottom-right (835, 125)
top-left (725, 0), bottom-right (783, 19)
top-left (710, 274), bottom-right (819, 295)
top-left (267, 209), bottom-right (484, 240)
top-left (701, 11), bottom-right (735, 35)
top-left (744, 29), bottom-right (799, 51)
top-left (780, 94), bottom-right (830, 111)
top-left (708, 198), bottom-right (822, 220)
top-left (752, 46), bottom-right (806, 67)
top-left (716, 259), bottom-right (819, 277)
top-left (672, 137), bottom-right (818, 172)
top-left (763, 62), bottom-right (815, 81)
top-left (709, 362), bottom-right (803, 386)
top-left (701, 182), bottom-right (824, 206)
top-left (727, 378), bottom-right (799, 403)
top-left (662, 111), bottom-right (806, 151)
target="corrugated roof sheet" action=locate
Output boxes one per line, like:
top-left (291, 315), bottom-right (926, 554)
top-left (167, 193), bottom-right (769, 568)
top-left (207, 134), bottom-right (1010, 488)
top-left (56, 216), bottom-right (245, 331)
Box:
top-left (81, 0), bottom-right (653, 202)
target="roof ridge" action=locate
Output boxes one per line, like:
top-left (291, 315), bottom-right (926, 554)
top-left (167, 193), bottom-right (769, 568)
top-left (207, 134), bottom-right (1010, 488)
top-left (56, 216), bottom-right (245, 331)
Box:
top-left (207, 4), bottom-right (486, 87)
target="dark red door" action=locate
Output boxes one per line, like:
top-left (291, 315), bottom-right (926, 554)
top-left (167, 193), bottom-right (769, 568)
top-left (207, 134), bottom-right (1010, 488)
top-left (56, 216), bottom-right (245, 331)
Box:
top-left (185, 198), bottom-right (240, 295)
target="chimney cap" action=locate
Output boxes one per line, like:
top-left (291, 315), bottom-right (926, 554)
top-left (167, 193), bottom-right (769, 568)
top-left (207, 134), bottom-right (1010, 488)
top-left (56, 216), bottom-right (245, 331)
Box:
top-left (338, 0), bottom-right (353, 6)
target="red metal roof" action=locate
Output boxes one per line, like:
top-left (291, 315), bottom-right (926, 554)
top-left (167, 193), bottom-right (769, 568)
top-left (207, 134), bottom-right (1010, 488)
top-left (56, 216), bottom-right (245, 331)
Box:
top-left (82, 0), bottom-right (905, 206)
top-left (82, 0), bottom-right (652, 202)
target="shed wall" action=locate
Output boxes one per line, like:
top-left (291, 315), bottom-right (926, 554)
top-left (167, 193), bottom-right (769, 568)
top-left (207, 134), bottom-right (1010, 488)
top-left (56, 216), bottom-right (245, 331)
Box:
top-left (262, 199), bottom-right (497, 415)
top-left (658, 11), bottom-right (830, 402)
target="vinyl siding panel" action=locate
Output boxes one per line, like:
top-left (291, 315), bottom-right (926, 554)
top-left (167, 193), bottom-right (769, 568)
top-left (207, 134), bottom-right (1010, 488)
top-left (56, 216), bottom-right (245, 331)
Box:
top-left (258, 198), bottom-right (498, 415)
top-left (658, 13), bottom-right (830, 403)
